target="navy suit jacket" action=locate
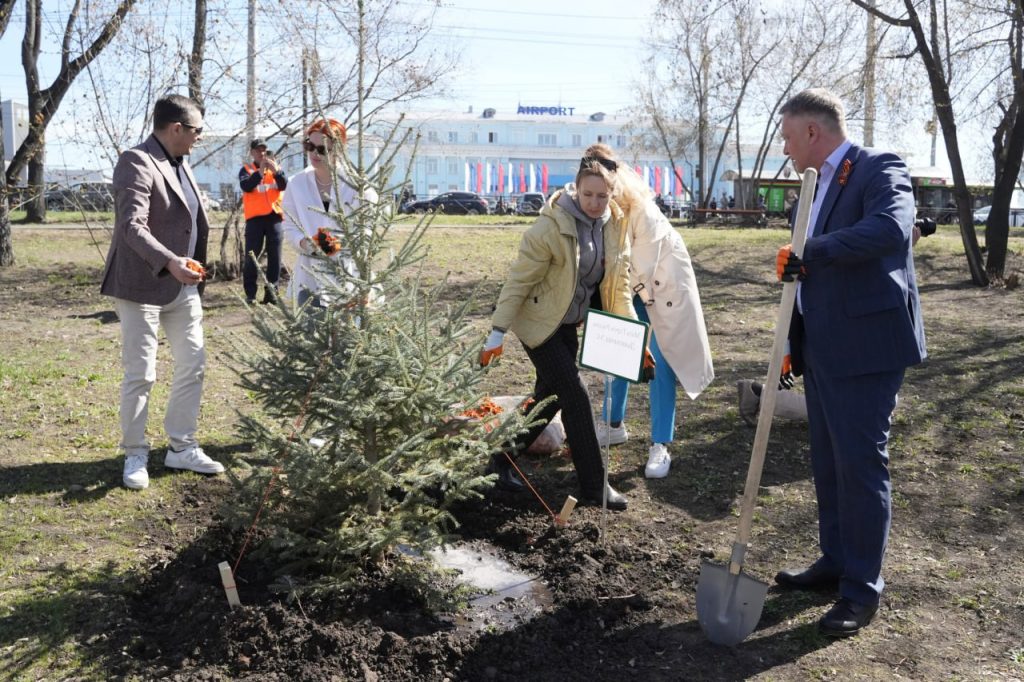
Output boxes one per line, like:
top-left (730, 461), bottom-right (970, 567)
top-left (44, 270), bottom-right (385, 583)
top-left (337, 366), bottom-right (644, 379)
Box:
top-left (790, 144), bottom-right (926, 378)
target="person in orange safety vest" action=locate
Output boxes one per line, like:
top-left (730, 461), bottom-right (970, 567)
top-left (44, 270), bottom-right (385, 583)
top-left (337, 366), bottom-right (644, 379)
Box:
top-left (239, 138), bottom-right (288, 304)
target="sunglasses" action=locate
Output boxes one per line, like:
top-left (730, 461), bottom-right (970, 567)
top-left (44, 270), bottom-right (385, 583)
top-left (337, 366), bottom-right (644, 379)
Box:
top-left (303, 140), bottom-right (331, 156)
top-left (177, 122), bottom-right (203, 135)
top-left (579, 156), bottom-right (618, 172)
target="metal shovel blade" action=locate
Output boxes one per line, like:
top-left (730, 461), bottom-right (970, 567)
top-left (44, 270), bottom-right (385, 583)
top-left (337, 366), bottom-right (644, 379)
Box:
top-left (696, 559), bottom-right (769, 646)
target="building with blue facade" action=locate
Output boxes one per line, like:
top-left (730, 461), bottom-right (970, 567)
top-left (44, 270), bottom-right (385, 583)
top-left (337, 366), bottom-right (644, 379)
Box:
top-left (189, 104), bottom-right (787, 209)
top-left (384, 105), bottom-right (703, 201)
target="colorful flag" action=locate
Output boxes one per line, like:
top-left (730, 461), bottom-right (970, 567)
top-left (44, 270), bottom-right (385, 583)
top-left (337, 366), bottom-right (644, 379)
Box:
top-left (541, 164), bottom-right (549, 194)
top-left (476, 162), bottom-right (483, 194)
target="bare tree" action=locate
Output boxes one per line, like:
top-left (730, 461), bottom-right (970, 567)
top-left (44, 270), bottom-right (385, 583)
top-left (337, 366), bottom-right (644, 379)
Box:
top-left (8, 0), bottom-right (139, 224)
top-left (189, 0), bottom-right (207, 109)
top-left (0, 0), bottom-right (16, 265)
top-left (850, 0), bottom-right (991, 285)
top-left (636, 0), bottom-right (861, 210)
top-left (77, 8), bottom-right (188, 167)
top-left (985, 1), bottom-right (1024, 281)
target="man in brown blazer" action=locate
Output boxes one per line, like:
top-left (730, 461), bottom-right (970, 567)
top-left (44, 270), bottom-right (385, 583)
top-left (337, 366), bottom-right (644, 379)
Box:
top-left (101, 94), bottom-right (225, 490)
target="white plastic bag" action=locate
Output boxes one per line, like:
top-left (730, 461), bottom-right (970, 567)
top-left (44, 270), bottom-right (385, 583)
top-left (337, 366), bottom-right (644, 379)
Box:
top-left (490, 395), bottom-right (566, 456)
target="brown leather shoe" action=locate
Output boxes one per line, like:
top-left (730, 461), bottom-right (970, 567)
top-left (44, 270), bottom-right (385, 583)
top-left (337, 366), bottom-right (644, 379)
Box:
top-left (774, 563), bottom-right (840, 591)
top-left (818, 597), bottom-right (878, 637)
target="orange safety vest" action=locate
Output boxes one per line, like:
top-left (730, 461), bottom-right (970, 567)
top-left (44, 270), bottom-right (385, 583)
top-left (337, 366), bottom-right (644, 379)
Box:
top-left (242, 164), bottom-right (283, 220)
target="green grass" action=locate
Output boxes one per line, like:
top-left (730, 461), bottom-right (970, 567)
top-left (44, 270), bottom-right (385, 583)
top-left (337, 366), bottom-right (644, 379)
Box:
top-left (391, 212), bottom-right (536, 227)
top-left (1, 219), bottom-right (1023, 680)
top-left (10, 209), bottom-right (115, 224)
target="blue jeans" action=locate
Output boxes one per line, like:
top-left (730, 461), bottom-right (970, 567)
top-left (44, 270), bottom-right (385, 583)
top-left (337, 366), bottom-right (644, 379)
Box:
top-left (601, 296), bottom-right (677, 444)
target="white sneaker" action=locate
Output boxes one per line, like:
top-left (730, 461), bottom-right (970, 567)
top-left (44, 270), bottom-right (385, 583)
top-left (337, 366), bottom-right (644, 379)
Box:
top-left (164, 445), bottom-right (225, 475)
top-left (595, 421), bottom-right (628, 446)
top-left (645, 443), bottom-right (671, 479)
top-left (123, 452), bottom-right (150, 490)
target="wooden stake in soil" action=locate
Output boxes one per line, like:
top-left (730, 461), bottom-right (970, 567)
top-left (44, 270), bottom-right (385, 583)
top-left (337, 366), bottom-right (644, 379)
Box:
top-left (555, 495), bottom-right (578, 526)
top-left (218, 561), bottom-right (242, 608)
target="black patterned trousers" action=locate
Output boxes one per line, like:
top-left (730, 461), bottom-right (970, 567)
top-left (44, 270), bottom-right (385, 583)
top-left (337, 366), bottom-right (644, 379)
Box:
top-left (509, 324), bottom-right (605, 495)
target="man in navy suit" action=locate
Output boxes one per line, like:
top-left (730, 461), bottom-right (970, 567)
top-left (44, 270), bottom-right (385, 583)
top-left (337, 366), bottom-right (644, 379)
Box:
top-left (773, 89), bottom-right (927, 636)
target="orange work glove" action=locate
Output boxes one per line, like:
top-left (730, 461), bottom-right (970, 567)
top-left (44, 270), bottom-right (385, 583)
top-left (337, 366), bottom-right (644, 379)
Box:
top-left (776, 243), bottom-right (806, 282)
top-left (479, 329), bottom-right (505, 367)
top-left (779, 354), bottom-right (795, 390)
top-left (314, 227), bottom-right (342, 255)
top-left (641, 348), bottom-right (656, 383)
top-left (184, 258), bottom-right (206, 281)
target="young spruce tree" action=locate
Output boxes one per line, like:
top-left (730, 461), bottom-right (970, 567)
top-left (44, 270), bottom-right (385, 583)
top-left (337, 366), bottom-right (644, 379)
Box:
top-left (227, 3), bottom-right (532, 593)
top-left (227, 121), bottom-right (531, 595)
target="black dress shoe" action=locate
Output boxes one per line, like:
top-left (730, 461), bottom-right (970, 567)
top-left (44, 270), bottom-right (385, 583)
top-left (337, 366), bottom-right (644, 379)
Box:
top-left (487, 454), bottom-right (524, 492)
top-left (261, 287), bottom-right (278, 304)
top-left (775, 563), bottom-right (840, 591)
top-left (818, 597), bottom-right (878, 637)
top-left (578, 485), bottom-right (628, 511)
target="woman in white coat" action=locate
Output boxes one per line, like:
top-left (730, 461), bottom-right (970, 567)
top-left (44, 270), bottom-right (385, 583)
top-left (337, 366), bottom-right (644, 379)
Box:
top-left (281, 117), bottom-right (377, 308)
top-left (587, 144), bottom-right (714, 478)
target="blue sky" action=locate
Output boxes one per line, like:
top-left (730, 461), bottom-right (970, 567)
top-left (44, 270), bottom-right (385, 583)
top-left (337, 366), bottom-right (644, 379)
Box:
top-left (0, 0), bottom-right (968, 178)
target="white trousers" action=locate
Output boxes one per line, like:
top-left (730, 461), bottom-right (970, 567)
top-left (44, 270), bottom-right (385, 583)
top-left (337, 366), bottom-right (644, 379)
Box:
top-left (114, 286), bottom-right (205, 455)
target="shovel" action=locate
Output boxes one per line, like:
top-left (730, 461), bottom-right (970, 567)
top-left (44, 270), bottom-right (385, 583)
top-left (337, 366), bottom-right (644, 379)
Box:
top-left (696, 167), bottom-right (818, 646)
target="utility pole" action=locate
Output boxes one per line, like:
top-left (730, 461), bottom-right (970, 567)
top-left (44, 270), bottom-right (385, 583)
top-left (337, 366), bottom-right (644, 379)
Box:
top-left (357, 0), bottom-right (365, 170)
top-left (863, 0), bottom-right (877, 146)
top-left (927, 113), bottom-right (938, 167)
top-left (245, 0), bottom-right (256, 141)
top-left (301, 48), bottom-right (308, 166)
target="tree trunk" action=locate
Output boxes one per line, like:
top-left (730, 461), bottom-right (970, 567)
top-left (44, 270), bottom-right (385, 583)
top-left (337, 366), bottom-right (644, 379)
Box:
top-left (0, 0), bottom-right (10, 260)
top-left (6, 0), bottom-right (138, 225)
top-left (0, 103), bottom-right (12, 267)
top-left (0, 192), bottom-right (12, 266)
top-left (936, 106), bottom-right (988, 286)
top-left (188, 0), bottom-right (206, 108)
top-left (851, 0), bottom-right (988, 286)
top-left (985, 104), bottom-right (1024, 277)
top-left (25, 146), bottom-right (45, 223)
top-left (907, 0), bottom-right (988, 285)
top-left (985, 5), bottom-right (1024, 280)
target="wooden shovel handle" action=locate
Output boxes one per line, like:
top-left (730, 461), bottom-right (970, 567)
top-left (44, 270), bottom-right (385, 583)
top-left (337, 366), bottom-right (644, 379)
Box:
top-left (731, 168), bottom-right (818, 572)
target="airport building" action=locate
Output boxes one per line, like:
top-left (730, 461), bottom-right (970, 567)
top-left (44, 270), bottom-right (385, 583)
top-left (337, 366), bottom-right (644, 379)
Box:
top-left (189, 103), bottom-right (790, 209)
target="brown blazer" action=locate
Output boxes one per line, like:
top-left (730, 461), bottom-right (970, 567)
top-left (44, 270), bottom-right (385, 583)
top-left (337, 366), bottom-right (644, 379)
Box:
top-left (100, 135), bottom-right (210, 305)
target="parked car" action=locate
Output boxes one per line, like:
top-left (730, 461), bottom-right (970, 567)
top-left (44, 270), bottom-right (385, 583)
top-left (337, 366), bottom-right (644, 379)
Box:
top-left (973, 205), bottom-right (990, 225)
top-left (403, 191), bottom-right (489, 215)
top-left (44, 182), bottom-right (114, 211)
top-left (200, 192), bottom-right (222, 211)
top-left (514, 192), bottom-right (545, 216)
top-left (972, 204), bottom-right (1024, 226)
